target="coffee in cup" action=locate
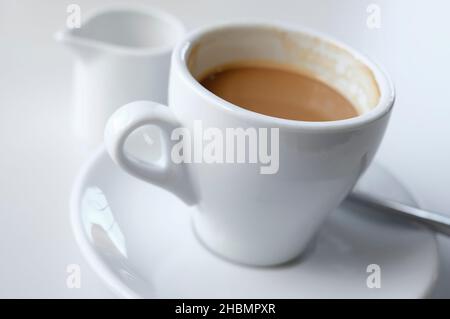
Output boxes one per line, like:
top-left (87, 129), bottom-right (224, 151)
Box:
top-left (199, 61), bottom-right (359, 121)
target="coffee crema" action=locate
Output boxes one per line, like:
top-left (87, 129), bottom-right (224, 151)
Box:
top-left (199, 62), bottom-right (358, 122)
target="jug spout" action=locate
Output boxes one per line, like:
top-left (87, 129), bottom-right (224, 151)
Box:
top-left (54, 29), bottom-right (100, 61)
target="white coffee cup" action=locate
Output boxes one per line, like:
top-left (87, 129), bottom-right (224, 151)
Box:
top-left (105, 21), bottom-right (395, 266)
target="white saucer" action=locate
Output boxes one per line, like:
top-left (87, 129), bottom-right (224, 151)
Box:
top-left (71, 147), bottom-right (438, 298)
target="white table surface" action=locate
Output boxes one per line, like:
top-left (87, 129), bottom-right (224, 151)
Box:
top-left (0, 0), bottom-right (449, 298)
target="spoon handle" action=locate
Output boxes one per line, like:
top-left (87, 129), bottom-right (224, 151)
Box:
top-left (347, 191), bottom-right (450, 237)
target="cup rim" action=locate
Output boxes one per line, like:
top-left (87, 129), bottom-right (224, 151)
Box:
top-left (173, 20), bottom-right (395, 132)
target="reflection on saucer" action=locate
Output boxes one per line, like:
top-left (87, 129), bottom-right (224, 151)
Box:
top-left (81, 187), bottom-right (127, 257)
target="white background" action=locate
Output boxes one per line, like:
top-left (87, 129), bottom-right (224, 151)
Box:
top-left (0, 0), bottom-right (449, 298)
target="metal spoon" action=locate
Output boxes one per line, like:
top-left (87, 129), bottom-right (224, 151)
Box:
top-left (347, 191), bottom-right (450, 236)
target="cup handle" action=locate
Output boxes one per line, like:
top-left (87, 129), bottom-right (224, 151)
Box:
top-left (104, 100), bottom-right (198, 205)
